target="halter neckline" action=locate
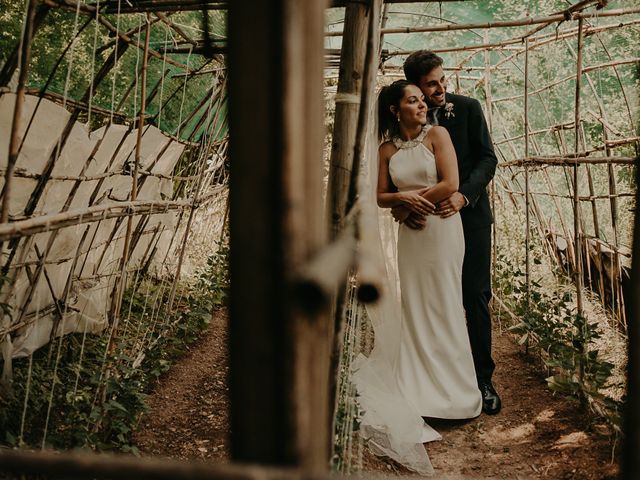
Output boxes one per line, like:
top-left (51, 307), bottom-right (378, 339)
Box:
top-left (392, 125), bottom-right (431, 149)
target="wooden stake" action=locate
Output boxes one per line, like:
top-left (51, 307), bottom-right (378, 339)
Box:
top-left (0, 449), bottom-right (313, 480)
top-left (326, 6), bottom-right (640, 36)
top-left (228, 0), bottom-right (330, 471)
top-left (622, 154), bottom-right (640, 480)
top-left (483, 32), bottom-right (497, 289)
top-left (110, 14), bottom-right (151, 334)
top-left (573, 18), bottom-right (585, 318)
top-left (1, 0), bottom-right (39, 225)
top-left (524, 38), bottom-right (531, 301)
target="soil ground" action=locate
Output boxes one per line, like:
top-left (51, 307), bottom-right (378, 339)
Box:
top-left (133, 308), bottom-right (620, 479)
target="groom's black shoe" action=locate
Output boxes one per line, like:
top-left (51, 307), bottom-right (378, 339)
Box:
top-left (480, 381), bottom-right (501, 415)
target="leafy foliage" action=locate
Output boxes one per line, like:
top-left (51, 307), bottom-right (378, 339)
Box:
top-left (495, 251), bottom-right (623, 432)
top-left (0, 1), bottom-right (227, 141)
top-left (0, 240), bottom-right (229, 452)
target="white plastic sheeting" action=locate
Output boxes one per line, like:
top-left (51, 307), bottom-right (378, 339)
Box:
top-left (0, 93), bottom-right (185, 362)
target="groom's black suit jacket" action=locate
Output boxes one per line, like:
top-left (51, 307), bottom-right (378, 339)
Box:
top-left (437, 92), bottom-right (497, 231)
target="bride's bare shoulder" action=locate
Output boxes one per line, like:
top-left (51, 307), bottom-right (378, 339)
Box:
top-left (426, 125), bottom-right (451, 142)
top-left (378, 140), bottom-right (397, 158)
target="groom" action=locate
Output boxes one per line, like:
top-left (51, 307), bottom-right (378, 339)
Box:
top-left (395, 50), bottom-right (501, 415)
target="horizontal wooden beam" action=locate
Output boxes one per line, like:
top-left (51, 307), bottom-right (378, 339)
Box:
top-left (99, 0), bottom-right (227, 13)
top-left (327, 6), bottom-right (640, 36)
top-left (499, 156), bottom-right (635, 167)
top-left (0, 449), bottom-right (316, 480)
top-left (332, 0), bottom-right (479, 6)
top-left (0, 196), bottom-right (215, 241)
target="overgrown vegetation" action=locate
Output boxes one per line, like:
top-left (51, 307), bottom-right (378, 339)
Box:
top-left (0, 241), bottom-right (229, 453)
top-left (494, 250), bottom-right (624, 433)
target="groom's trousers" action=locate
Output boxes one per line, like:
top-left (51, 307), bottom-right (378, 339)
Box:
top-left (461, 224), bottom-right (495, 383)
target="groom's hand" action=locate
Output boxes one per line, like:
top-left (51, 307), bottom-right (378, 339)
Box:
top-left (404, 213), bottom-right (427, 230)
top-left (436, 192), bottom-right (466, 218)
top-left (391, 205), bottom-right (410, 223)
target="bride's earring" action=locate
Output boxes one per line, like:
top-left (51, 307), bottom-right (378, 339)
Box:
top-left (396, 115), bottom-right (400, 122)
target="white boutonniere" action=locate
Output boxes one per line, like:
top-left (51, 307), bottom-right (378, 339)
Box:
top-left (444, 102), bottom-right (455, 119)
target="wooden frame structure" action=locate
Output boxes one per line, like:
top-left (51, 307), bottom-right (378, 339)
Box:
top-left (0, 0), bottom-right (638, 479)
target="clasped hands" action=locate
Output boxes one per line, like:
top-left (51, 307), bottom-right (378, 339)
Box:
top-left (392, 189), bottom-right (466, 230)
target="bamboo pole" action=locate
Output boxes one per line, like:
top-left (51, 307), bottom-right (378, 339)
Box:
top-left (356, 201), bottom-right (384, 303)
top-left (346, 0), bottom-right (381, 305)
top-left (103, 0), bottom-right (227, 13)
top-left (327, 3), bottom-right (370, 239)
top-left (1, 0), bottom-right (39, 225)
top-left (622, 155), bottom-right (640, 480)
top-left (573, 21), bottom-right (586, 401)
top-left (590, 35), bottom-right (636, 327)
top-left (8, 224), bottom-right (167, 269)
top-left (325, 0), bottom-right (381, 464)
top-left (96, 14), bottom-right (166, 55)
top-left (499, 188), bottom-right (633, 202)
top-left (0, 198), bottom-right (210, 241)
top-left (494, 122), bottom-right (575, 145)
top-left (110, 14), bottom-right (151, 333)
top-left (0, 166), bottom-right (202, 182)
top-left (498, 156), bottom-right (635, 167)
top-left (346, 3), bottom-right (379, 213)
top-left (153, 11), bottom-right (198, 46)
top-left (0, 449), bottom-right (313, 480)
top-left (326, 6), bottom-right (640, 37)
top-left (562, 32), bottom-right (607, 303)
top-left (228, 0), bottom-right (330, 470)
top-left (583, 53), bottom-right (627, 316)
top-left (583, 57), bottom-right (640, 74)
top-left (483, 31), bottom-right (498, 289)
top-left (294, 222), bottom-right (357, 313)
top-left (524, 38), bottom-right (531, 300)
top-left (324, 2), bottom-right (370, 450)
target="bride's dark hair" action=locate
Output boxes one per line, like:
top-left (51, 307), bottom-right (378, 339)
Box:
top-left (378, 80), bottom-right (411, 142)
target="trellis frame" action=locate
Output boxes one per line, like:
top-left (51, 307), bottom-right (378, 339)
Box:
top-left (0, 0), bottom-right (638, 479)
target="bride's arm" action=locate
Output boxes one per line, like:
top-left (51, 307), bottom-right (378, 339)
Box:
top-left (377, 142), bottom-right (432, 215)
top-left (421, 127), bottom-right (459, 204)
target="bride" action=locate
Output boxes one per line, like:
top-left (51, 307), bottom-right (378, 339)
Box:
top-left (353, 79), bottom-right (481, 474)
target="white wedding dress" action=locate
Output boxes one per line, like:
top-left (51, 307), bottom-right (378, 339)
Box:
top-left (353, 125), bottom-right (481, 475)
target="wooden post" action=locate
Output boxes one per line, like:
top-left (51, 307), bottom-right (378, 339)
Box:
top-left (327, 1), bottom-right (371, 239)
top-left (1, 0), bottom-right (39, 226)
top-left (324, 0), bottom-right (376, 459)
top-left (622, 156), bottom-right (640, 480)
top-left (482, 32), bottom-right (500, 311)
top-left (524, 38), bottom-right (531, 301)
top-left (573, 18), bottom-right (585, 317)
top-left (228, 0), bottom-right (330, 472)
top-left (111, 14), bottom-right (151, 333)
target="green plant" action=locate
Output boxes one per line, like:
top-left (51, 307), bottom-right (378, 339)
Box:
top-left (0, 263), bottom-right (228, 453)
top-left (194, 236), bottom-right (230, 309)
top-left (495, 251), bottom-right (623, 432)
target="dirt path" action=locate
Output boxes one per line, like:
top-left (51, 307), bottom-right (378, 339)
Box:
top-left (134, 309), bottom-right (619, 479)
top-left (133, 308), bottom-right (230, 461)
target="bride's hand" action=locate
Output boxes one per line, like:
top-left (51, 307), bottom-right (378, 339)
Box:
top-left (399, 189), bottom-right (435, 216)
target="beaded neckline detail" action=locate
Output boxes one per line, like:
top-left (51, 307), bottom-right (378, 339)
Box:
top-left (392, 125), bottom-right (431, 149)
